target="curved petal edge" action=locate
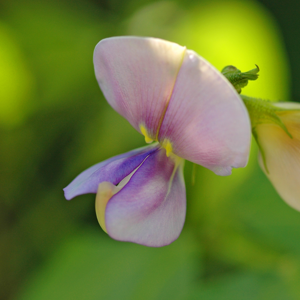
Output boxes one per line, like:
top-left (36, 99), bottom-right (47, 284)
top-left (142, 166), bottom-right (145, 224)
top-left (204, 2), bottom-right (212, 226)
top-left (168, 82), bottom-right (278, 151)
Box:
top-left (158, 49), bottom-right (251, 175)
top-left (63, 144), bottom-right (158, 200)
top-left (104, 149), bottom-right (186, 247)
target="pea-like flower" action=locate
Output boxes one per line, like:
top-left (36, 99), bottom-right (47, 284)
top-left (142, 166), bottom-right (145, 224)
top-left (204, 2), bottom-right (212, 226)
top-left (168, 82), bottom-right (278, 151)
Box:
top-left (248, 100), bottom-right (300, 211)
top-left (64, 37), bottom-right (251, 247)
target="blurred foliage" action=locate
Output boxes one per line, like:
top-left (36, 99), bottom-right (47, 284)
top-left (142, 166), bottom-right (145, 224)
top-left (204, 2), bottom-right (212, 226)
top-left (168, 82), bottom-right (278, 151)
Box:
top-left (17, 231), bottom-right (198, 300)
top-left (0, 0), bottom-right (300, 299)
top-left (127, 0), bottom-right (290, 100)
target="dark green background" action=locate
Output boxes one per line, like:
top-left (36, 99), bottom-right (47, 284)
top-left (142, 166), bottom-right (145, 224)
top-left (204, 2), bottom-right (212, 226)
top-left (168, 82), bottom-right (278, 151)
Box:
top-left (1, 0), bottom-right (300, 299)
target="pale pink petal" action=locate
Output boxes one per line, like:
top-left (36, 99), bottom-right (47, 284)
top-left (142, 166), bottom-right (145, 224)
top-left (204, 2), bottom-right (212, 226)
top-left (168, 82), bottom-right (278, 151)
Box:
top-left (103, 149), bottom-right (186, 247)
top-left (257, 109), bottom-right (300, 210)
top-left (158, 50), bottom-right (251, 175)
top-left (94, 37), bottom-right (186, 140)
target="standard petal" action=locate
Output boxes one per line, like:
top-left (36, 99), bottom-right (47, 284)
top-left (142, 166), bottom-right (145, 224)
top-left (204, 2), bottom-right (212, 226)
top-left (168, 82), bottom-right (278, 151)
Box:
top-left (158, 50), bottom-right (251, 175)
top-left (104, 149), bottom-right (186, 247)
top-left (63, 144), bottom-right (158, 200)
top-left (257, 110), bottom-right (300, 210)
top-left (93, 37), bottom-right (186, 140)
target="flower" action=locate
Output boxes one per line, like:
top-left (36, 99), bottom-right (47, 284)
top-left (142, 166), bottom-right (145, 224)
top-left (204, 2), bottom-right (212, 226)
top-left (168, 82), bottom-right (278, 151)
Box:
top-left (252, 101), bottom-right (300, 211)
top-left (64, 37), bottom-right (251, 247)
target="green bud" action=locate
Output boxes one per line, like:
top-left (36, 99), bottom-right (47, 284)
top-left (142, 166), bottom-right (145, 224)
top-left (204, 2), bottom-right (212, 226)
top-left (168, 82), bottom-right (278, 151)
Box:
top-left (221, 65), bottom-right (260, 94)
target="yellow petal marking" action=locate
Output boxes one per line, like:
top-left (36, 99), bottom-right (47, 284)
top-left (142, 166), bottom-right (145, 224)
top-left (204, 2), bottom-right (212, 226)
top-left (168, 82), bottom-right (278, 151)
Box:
top-left (166, 153), bottom-right (184, 196)
top-left (140, 124), bottom-right (154, 143)
top-left (95, 164), bottom-right (143, 233)
top-left (95, 181), bottom-right (116, 233)
top-left (161, 139), bottom-right (173, 157)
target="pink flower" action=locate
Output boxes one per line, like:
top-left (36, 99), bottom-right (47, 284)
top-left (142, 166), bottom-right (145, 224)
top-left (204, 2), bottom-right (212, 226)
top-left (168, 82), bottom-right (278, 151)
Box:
top-left (64, 37), bottom-right (251, 247)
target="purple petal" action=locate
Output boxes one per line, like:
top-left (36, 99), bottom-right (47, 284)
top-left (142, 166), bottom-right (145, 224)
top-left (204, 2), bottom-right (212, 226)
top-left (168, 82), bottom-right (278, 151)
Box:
top-left (63, 144), bottom-right (158, 200)
top-left (93, 37), bottom-right (186, 140)
top-left (158, 50), bottom-right (251, 175)
top-left (104, 148), bottom-right (186, 247)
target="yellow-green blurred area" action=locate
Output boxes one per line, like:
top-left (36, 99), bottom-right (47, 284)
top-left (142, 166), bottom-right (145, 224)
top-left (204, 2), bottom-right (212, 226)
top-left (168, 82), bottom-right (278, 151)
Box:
top-left (1, 0), bottom-right (300, 299)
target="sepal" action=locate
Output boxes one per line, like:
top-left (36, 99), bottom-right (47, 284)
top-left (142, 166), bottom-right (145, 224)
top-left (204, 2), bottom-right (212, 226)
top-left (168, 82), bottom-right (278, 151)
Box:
top-left (222, 65), bottom-right (259, 93)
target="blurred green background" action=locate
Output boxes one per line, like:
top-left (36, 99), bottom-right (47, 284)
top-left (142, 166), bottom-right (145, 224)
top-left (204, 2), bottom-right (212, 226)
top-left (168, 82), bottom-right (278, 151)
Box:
top-left (1, 0), bottom-right (300, 299)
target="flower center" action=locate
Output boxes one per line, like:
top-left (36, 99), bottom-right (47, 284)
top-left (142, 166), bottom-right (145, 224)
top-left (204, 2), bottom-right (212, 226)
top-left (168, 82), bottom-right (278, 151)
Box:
top-left (140, 124), bottom-right (174, 157)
